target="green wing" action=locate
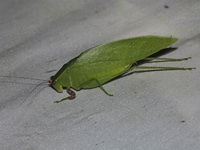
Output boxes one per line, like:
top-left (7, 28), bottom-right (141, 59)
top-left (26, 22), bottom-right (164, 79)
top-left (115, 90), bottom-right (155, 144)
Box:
top-left (66, 36), bottom-right (178, 89)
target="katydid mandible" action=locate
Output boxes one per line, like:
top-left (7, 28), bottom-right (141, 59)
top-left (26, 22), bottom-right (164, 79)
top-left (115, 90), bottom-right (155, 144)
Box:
top-left (49, 35), bottom-right (194, 103)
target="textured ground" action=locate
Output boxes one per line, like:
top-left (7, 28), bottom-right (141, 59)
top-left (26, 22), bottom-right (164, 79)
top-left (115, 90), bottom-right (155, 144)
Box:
top-left (1, 0), bottom-right (200, 150)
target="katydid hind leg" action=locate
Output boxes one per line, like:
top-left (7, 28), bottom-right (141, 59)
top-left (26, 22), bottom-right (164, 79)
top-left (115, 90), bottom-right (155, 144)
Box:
top-left (54, 88), bottom-right (76, 103)
top-left (129, 66), bottom-right (195, 71)
top-left (80, 78), bottom-right (113, 96)
top-left (129, 56), bottom-right (195, 71)
top-left (144, 57), bottom-right (192, 61)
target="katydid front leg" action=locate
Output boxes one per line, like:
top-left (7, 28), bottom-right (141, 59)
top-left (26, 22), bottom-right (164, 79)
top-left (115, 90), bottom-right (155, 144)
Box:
top-left (54, 88), bottom-right (76, 103)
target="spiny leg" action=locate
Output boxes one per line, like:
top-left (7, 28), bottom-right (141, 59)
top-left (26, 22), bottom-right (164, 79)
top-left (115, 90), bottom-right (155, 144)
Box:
top-left (131, 66), bottom-right (195, 71)
top-left (129, 57), bottom-right (195, 71)
top-left (143, 57), bottom-right (191, 61)
top-left (80, 78), bottom-right (113, 96)
top-left (54, 88), bottom-right (76, 103)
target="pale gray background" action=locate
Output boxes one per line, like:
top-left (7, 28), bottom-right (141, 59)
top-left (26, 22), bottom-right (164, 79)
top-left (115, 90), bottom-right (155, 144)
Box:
top-left (0, 0), bottom-right (200, 150)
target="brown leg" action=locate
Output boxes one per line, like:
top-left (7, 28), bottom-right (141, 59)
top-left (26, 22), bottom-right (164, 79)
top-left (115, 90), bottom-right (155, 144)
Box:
top-left (54, 88), bottom-right (76, 103)
top-left (67, 88), bottom-right (76, 100)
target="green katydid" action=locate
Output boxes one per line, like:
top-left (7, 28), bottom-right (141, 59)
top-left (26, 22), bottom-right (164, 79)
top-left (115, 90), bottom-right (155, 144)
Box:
top-left (49, 35), bottom-right (194, 103)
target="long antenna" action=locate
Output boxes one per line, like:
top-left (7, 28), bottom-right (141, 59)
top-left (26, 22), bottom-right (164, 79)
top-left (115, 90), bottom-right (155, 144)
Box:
top-left (0, 76), bottom-right (48, 82)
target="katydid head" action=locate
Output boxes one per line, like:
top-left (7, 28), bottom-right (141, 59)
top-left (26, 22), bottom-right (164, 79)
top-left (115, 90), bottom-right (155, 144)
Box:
top-left (49, 77), bottom-right (63, 93)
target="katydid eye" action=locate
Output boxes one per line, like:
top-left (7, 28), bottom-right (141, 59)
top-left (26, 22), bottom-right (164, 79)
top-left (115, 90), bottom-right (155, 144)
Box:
top-left (49, 80), bottom-right (56, 85)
